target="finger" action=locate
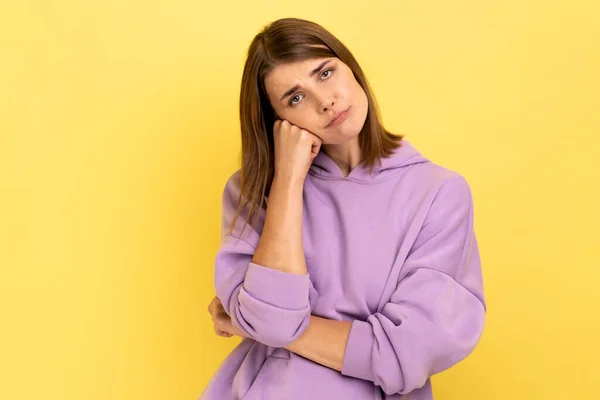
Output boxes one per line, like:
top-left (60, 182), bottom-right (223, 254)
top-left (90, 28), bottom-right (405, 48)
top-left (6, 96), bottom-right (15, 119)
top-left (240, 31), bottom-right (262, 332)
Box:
top-left (311, 139), bottom-right (322, 154)
top-left (311, 136), bottom-right (322, 159)
top-left (215, 326), bottom-right (233, 337)
top-left (311, 146), bottom-right (321, 160)
top-left (312, 133), bottom-right (323, 146)
top-left (214, 322), bottom-right (227, 335)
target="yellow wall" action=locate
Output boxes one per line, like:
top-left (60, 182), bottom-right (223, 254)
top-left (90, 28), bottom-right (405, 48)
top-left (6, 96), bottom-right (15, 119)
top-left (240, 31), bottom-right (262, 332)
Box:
top-left (1, 1), bottom-right (598, 399)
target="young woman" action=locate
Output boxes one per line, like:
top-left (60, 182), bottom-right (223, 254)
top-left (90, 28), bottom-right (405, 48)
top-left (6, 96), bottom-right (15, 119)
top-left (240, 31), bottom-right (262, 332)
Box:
top-left (202, 17), bottom-right (486, 400)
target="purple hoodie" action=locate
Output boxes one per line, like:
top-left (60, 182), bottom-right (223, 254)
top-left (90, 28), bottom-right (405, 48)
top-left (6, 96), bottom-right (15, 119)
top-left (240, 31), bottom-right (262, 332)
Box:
top-left (200, 139), bottom-right (486, 400)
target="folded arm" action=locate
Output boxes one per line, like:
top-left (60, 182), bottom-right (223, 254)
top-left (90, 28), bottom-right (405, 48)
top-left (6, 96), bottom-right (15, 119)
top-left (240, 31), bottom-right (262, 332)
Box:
top-left (286, 175), bottom-right (486, 395)
top-left (214, 172), bottom-right (313, 347)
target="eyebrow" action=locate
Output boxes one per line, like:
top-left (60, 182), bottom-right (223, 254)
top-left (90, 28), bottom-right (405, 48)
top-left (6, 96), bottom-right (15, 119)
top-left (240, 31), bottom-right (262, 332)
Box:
top-left (279, 59), bottom-right (333, 102)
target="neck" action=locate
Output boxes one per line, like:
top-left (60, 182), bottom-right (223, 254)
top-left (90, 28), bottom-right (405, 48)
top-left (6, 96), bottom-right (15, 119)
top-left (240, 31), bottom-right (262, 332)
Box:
top-left (321, 137), bottom-right (363, 178)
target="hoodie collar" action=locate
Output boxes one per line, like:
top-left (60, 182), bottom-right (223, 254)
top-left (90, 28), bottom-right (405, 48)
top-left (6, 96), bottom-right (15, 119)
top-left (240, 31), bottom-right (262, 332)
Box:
top-left (308, 139), bottom-right (429, 183)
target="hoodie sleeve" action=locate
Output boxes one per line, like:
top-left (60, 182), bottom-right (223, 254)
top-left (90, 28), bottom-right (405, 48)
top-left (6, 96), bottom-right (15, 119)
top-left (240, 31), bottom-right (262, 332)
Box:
top-left (213, 172), bottom-right (312, 348)
top-left (340, 174), bottom-right (486, 395)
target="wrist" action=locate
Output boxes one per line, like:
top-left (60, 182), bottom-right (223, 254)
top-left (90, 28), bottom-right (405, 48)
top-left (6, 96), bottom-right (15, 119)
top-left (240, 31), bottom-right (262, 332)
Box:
top-left (272, 173), bottom-right (305, 193)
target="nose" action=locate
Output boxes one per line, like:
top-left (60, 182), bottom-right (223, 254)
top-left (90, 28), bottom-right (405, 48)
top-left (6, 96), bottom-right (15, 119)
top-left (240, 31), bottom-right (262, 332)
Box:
top-left (322, 100), bottom-right (334, 112)
top-left (315, 90), bottom-right (335, 112)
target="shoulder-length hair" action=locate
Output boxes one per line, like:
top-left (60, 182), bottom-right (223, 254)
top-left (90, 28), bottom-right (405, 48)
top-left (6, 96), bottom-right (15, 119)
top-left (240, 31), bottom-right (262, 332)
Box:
top-left (229, 17), bottom-right (403, 237)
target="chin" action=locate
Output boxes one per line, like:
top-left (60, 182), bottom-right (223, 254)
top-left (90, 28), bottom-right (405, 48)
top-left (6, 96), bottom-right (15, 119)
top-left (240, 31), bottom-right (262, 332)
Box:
top-left (328, 107), bottom-right (367, 144)
top-left (324, 127), bottom-right (362, 145)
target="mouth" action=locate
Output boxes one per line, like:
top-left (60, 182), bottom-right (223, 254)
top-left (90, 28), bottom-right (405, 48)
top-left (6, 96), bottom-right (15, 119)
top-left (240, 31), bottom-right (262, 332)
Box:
top-left (326, 107), bottom-right (351, 128)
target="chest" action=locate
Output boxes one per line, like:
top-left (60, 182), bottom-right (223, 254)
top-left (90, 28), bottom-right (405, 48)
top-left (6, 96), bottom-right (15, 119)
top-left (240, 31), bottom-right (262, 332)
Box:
top-left (301, 183), bottom-right (416, 318)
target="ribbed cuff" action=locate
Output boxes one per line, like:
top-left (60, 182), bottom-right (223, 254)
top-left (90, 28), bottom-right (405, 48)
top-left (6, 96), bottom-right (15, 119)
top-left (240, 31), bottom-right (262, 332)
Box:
top-left (341, 319), bottom-right (376, 382)
top-left (243, 262), bottom-right (310, 310)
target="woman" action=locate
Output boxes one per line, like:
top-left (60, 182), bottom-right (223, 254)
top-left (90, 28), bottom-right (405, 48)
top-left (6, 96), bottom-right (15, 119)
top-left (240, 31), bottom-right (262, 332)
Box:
top-left (201, 17), bottom-right (486, 400)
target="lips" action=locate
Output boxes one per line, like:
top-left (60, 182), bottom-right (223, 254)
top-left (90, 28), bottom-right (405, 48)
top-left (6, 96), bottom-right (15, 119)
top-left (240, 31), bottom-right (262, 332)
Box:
top-left (326, 107), bottom-right (350, 128)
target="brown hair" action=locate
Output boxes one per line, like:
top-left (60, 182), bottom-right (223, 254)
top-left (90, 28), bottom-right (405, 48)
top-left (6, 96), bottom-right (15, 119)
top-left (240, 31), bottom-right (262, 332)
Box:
top-left (229, 17), bottom-right (403, 237)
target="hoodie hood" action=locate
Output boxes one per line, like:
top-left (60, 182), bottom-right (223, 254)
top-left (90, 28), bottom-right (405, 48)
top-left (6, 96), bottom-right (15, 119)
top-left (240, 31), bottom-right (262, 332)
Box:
top-left (308, 139), bottom-right (429, 183)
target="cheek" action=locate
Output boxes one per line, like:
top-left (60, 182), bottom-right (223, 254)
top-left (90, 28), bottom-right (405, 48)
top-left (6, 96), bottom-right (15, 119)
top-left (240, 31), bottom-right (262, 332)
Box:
top-left (286, 109), bottom-right (318, 129)
top-left (351, 85), bottom-right (368, 118)
top-left (348, 84), bottom-right (368, 130)
top-left (349, 79), bottom-right (365, 102)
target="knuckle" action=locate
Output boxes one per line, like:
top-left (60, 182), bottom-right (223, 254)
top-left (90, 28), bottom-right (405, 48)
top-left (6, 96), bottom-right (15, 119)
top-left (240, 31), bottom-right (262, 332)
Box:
top-left (299, 130), bottom-right (310, 139)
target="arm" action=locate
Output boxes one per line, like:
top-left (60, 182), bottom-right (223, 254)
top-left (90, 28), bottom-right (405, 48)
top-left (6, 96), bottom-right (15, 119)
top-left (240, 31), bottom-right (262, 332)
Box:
top-left (252, 175), bottom-right (307, 275)
top-left (340, 175), bottom-right (486, 395)
top-left (285, 315), bottom-right (352, 372)
top-left (214, 172), bottom-right (312, 348)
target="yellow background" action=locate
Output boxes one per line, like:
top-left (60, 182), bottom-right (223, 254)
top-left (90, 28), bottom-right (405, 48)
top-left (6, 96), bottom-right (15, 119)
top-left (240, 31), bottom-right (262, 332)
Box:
top-left (1, 1), bottom-right (598, 399)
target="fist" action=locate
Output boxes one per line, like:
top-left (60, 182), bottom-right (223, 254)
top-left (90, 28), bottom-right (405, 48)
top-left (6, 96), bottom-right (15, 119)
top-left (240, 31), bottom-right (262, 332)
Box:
top-left (272, 120), bottom-right (322, 183)
top-left (207, 296), bottom-right (248, 339)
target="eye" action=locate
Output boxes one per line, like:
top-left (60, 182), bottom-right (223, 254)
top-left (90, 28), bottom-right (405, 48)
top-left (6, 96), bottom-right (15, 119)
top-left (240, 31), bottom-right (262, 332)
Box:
top-left (289, 93), bottom-right (304, 106)
top-left (288, 68), bottom-right (335, 107)
top-left (321, 69), bottom-right (333, 79)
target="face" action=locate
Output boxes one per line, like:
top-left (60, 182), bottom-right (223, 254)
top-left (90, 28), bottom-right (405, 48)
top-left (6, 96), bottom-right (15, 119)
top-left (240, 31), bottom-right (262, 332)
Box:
top-left (264, 57), bottom-right (369, 145)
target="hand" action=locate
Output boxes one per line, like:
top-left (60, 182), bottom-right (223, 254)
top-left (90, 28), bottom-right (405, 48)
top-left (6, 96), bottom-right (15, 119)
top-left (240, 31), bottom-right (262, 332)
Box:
top-left (207, 296), bottom-right (248, 339)
top-left (272, 120), bottom-right (322, 184)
